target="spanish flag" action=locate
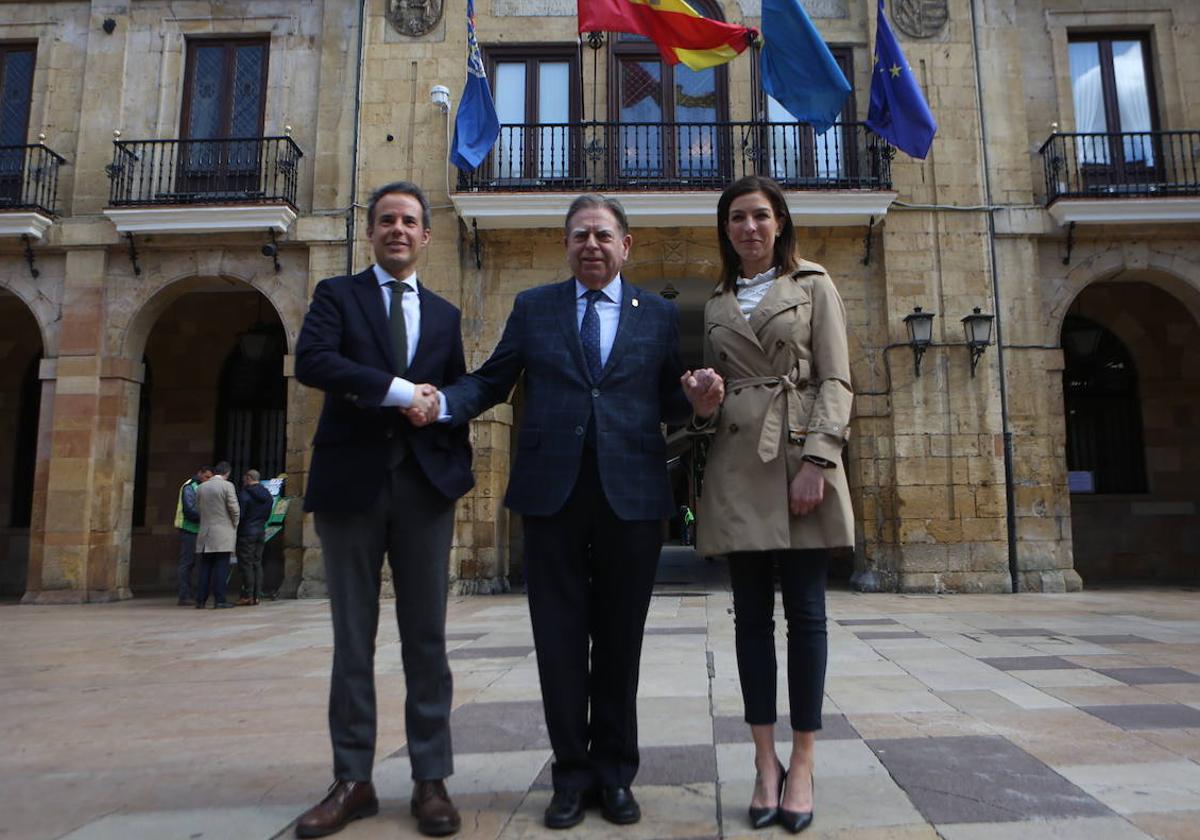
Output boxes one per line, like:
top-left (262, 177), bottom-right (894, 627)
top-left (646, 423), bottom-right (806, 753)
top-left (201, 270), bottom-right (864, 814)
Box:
top-left (578, 0), bottom-right (757, 71)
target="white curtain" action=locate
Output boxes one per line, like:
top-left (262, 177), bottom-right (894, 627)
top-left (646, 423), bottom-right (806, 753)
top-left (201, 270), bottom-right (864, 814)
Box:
top-left (1069, 42), bottom-right (1108, 165)
top-left (1114, 42), bottom-right (1154, 167)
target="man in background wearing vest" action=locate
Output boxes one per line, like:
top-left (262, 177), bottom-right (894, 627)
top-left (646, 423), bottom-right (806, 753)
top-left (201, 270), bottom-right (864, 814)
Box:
top-left (175, 465), bottom-right (211, 606)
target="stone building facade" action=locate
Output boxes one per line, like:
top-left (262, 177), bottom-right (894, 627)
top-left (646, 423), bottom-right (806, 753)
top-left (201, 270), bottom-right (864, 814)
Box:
top-left (1, 0), bottom-right (1196, 603)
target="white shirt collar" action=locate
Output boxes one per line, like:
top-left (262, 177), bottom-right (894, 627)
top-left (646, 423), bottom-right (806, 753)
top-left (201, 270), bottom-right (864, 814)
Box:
top-left (575, 273), bottom-right (622, 303)
top-left (372, 263), bottom-right (418, 293)
top-left (736, 266), bottom-right (778, 288)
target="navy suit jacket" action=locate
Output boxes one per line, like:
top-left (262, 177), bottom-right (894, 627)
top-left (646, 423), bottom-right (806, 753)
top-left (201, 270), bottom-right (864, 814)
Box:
top-left (443, 278), bottom-right (690, 520)
top-left (295, 267), bottom-right (474, 513)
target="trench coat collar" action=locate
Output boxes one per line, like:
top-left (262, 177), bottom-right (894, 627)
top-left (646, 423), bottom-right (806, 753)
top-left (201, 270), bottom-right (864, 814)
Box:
top-left (709, 260), bottom-right (826, 348)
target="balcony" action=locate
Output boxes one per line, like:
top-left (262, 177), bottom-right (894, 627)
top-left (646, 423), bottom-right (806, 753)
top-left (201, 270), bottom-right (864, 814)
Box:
top-left (0, 143), bottom-right (67, 239)
top-left (103, 136), bottom-right (303, 234)
top-left (1040, 130), bottom-right (1200, 225)
top-left (452, 121), bottom-right (896, 229)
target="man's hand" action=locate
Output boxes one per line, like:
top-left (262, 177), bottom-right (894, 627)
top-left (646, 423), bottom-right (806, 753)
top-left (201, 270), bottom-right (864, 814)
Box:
top-left (681, 368), bottom-right (725, 418)
top-left (788, 461), bottom-right (826, 517)
top-left (404, 384), bottom-right (440, 427)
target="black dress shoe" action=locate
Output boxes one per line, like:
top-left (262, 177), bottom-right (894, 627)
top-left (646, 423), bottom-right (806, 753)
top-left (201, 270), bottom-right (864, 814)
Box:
top-left (544, 788), bottom-right (585, 829)
top-left (748, 761), bottom-right (786, 829)
top-left (295, 779), bottom-right (378, 838)
top-left (600, 786), bottom-right (640, 825)
top-left (778, 772), bottom-right (813, 834)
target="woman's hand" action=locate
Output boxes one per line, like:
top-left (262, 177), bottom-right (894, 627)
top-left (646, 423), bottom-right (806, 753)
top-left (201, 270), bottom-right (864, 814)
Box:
top-left (788, 461), bottom-right (826, 517)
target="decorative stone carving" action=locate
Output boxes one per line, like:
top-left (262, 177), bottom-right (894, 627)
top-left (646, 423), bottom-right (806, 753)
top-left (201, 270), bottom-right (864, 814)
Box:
top-left (493, 0), bottom-right (575, 15)
top-left (891, 0), bottom-right (949, 39)
top-left (388, 0), bottom-right (445, 37)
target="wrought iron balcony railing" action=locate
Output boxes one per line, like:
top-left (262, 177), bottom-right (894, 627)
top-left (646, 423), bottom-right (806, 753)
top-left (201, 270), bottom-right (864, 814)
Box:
top-left (1040, 130), bottom-right (1200, 203)
top-left (0, 144), bottom-right (67, 215)
top-left (456, 121), bottom-right (892, 193)
top-left (106, 136), bottom-right (303, 207)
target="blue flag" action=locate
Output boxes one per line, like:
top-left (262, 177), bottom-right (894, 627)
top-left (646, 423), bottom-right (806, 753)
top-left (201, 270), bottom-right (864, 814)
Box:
top-left (865, 0), bottom-right (937, 159)
top-left (760, 0), bottom-right (851, 133)
top-left (450, 0), bottom-right (499, 171)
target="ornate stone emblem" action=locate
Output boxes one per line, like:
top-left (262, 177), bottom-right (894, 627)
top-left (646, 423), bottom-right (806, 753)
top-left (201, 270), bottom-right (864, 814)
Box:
top-left (891, 0), bottom-right (949, 39)
top-left (388, 0), bottom-right (445, 37)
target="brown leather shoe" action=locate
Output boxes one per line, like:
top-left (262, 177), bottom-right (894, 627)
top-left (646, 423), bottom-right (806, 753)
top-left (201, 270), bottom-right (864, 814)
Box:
top-left (295, 780), bottom-right (378, 838)
top-left (410, 779), bottom-right (462, 837)
top-left (236, 596), bottom-right (254, 606)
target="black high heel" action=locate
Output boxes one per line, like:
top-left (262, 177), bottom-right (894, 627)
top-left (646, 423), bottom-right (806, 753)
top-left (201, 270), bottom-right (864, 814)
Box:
top-left (747, 760), bottom-right (786, 829)
top-left (778, 770), bottom-right (814, 833)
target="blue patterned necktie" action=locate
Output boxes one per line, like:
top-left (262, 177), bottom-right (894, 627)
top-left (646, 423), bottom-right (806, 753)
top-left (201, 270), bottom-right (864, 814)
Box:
top-left (580, 289), bottom-right (605, 381)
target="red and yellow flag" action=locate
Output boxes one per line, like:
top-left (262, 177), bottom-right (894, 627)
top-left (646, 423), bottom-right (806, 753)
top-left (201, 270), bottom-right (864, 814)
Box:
top-left (578, 0), bottom-right (757, 71)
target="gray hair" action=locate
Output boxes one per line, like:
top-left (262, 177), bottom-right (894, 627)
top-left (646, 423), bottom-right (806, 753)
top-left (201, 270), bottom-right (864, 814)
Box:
top-left (564, 194), bottom-right (629, 236)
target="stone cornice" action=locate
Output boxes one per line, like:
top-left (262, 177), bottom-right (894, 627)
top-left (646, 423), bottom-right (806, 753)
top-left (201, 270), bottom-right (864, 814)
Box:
top-left (0, 211), bottom-right (54, 239)
top-left (1047, 198), bottom-right (1200, 226)
top-left (102, 204), bottom-right (298, 235)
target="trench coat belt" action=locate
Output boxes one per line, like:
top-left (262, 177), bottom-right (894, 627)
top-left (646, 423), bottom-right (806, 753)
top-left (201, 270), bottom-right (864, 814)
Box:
top-left (725, 371), bottom-right (807, 464)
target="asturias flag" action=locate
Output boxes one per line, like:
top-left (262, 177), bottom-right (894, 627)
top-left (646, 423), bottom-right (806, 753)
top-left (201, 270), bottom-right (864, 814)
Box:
top-left (865, 0), bottom-right (937, 159)
top-left (450, 0), bottom-right (500, 171)
top-left (760, 0), bottom-right (851, 133)
top-left (578, 0), bottom-right (756, 71)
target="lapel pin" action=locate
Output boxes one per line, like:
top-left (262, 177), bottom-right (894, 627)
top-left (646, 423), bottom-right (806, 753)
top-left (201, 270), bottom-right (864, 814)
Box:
top-left (632, 298), bottom-right (639, 307)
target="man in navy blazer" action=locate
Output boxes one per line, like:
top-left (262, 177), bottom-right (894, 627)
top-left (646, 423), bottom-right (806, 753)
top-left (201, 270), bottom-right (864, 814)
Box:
top-left (293, 182), bottom-right (470, 838)
top-left (411, 195), bottom-right (723, 828)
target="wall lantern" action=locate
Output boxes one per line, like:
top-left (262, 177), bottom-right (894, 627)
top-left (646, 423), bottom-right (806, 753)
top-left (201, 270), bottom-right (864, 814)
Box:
top-left (903, 306), bottom-right (935, 377)
top-left (962, 307), bottom-right (994, 377)
top-left (429, 85), bottom-right (451, 113)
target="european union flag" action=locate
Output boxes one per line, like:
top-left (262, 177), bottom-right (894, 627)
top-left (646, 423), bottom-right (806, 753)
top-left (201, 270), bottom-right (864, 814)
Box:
top-left (866, 0), bottom-right (937, 159)
top-left (450, 0), bottom-right (499, 171)
top-left (760, 0), bottom-right (851, 133)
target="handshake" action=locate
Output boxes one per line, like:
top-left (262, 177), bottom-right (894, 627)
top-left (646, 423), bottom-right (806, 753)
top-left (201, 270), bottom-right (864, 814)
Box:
top-left (403, 384), bottom-right (441, 427)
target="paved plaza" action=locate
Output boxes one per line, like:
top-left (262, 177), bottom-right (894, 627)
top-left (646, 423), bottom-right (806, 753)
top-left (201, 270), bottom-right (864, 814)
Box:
top-left (2, 572), bottom-right (1199, 840)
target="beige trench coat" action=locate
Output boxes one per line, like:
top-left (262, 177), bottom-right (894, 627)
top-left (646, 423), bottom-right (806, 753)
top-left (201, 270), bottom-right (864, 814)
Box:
top-left (695, 260), bottom-right (854, 556)
top-left (196, 475), bottom-right (241, 554)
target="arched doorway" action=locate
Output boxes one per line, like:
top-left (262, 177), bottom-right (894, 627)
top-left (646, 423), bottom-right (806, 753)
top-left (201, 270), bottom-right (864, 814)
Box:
top-left (0, 288), bottom-right (43, 599)
top-left (1063, 280), bottom-right (1200, 584)
top-left (128, 284), bottom-right (287, 595)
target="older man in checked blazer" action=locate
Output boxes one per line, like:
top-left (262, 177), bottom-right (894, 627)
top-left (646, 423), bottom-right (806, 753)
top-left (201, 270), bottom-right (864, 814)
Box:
top-left (410, 194), bottom-right (724, 828)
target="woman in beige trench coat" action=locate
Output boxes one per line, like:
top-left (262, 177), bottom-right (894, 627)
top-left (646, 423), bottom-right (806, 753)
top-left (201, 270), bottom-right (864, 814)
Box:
top-left (694, 176), bottom-right (853, 833)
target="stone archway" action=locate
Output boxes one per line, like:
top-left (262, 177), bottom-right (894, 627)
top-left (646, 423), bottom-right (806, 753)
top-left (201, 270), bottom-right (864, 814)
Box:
top-left (124, 278), bottom-right (290, 596)
top-left (0, 288), bottom-right (45, 598)
top-left (1060, 278), bottom-right (1200, 584)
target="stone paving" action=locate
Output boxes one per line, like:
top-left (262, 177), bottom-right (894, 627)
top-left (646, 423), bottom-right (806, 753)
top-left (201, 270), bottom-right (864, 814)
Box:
top-left (2, 576), bottom-right (1199, 840)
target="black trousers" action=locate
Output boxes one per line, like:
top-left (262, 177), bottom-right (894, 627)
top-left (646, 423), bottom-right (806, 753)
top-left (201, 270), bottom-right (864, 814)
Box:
top-left (728, 549), bottom-right (829, 732)
top-left (195, 551), bottom-right (230, 606)
top-left (522, 449), bottom-right (662, 792)
top-left (314, 456), bottom-right (456, 782)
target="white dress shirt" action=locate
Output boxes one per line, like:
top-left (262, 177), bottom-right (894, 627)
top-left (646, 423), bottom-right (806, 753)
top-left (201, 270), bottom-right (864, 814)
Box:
top-left (735, 267), bottom-right (778, 318)
top-left (575, 274), bottom-right (622, 367)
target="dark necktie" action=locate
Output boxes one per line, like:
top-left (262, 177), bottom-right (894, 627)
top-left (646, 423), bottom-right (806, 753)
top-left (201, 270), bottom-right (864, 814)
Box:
top-left (580, 289), bottom-right (605, 381)
top-left (387, 280), bottom-right (408, 377)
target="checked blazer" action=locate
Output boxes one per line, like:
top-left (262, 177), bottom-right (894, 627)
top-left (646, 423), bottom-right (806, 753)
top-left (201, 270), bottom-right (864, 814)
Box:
top-left (443, 277), bottom-right (691, 521)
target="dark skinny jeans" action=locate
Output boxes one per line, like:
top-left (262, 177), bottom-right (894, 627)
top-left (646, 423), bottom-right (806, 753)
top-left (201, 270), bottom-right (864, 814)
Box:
top-left (728, 549), bottom-right (829, 732)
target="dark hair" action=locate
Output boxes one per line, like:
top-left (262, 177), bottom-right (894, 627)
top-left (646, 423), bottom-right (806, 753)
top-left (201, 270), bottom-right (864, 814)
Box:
top-left (367, 181), bottom-right (431, 229)
top-left (197, 465), bottom-right (212, 474)
top-left (564, 193), bottom-right (629, 236)
top-left (212, 461), bottom-right (232, 477)
top-left (716, 175), bottom-right (798, 293)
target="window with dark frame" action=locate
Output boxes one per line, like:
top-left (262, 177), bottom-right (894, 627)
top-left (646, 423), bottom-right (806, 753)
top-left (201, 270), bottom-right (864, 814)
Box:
top-left (760, 47), bottom-right (855, 186)
top-left (1067, 32), bottom-right (1158, 181)
top-left (179, 37), bottom-right (270, 195)
top-left (486, 46), bottom-right (580, 183)
top-left (609, 0), bottom-right (730, 184)
top-left (1061, 316), bottom-right (1148, 495)
top-left (0, 43), bottom-right (37, 206)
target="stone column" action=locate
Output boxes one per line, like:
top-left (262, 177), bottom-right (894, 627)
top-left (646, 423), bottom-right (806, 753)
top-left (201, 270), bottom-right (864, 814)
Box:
top-left (24, 249), bottom-right (142, 603)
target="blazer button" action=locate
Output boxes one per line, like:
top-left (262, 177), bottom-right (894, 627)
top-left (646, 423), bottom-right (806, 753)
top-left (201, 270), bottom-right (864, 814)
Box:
top-left (575, 425), bottom-right (584, 436)
top-left (385, 429), bottom-right (394, 439)
top-left (729, 423), bottom-right (738, 433)
top-left (720, 351), bottom-right (728, 360)
top-left (776, 339), bottom-right (786, 348)
top-left (591, 388), bottom-right (600, 397)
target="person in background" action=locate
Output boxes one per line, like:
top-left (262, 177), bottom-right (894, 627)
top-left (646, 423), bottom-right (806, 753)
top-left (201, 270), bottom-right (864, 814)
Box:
top-left (695, 176), bottom-right (854, 833)
top-left (195, 461), bottom-right (241, 609)
top-left (235, 469), bottom-right (274, 606)
top-left (174, 466), bottom-right (211, 606)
